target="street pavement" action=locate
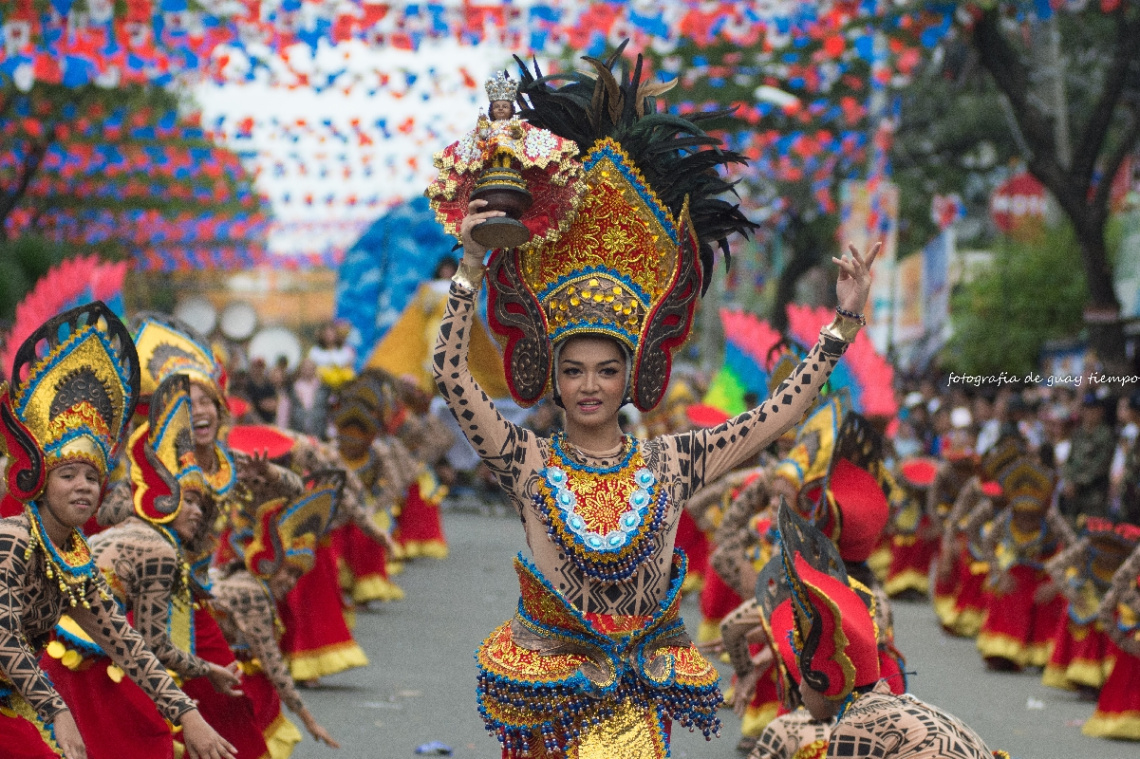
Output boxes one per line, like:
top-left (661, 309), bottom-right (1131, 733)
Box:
top-left (296, 508), bottom-right (1132, 759)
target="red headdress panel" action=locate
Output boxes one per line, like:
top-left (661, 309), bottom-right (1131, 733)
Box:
top-left (128, 373), bottom-right (194, 524)
top-left (813, 413), bottom-right (890, 562)
top-left (778, 502), bottom-right (880, 701)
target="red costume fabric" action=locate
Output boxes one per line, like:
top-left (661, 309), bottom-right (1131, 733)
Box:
top-left (333, 523), bottom-right (402, 603)
top-left (394, 478), bottom-right (448, 559)
top-left (277, 538), bottom-right (369, 681)
top-left (976, 563), bottom-right (1066, 669)
top-left (1083, 640), bottom-right (1140, 740)
top-left (179, 606), bottom-right (270, 759)
top-left (1042, 613), bottom-right (1115, 690)
top-left (41, 654), bottom-right (172, 759)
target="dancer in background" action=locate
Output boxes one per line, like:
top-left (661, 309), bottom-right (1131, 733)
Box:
top-left (42, 374), bottom-right (245, 759)
top-left (0, 302), bottom-right (234, 759)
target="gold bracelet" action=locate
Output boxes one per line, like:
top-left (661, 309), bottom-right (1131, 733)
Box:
top-left (451, 258), bottom-right (486, 292)
top-left (823, 314), bottom-right (862, 343)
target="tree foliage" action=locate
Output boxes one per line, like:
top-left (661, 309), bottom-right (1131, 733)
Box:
top-left (0, 81), bottom-right (268, 269)
top-left (943, 225), bottom-right (1087, 376)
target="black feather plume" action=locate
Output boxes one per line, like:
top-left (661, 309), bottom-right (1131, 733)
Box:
top-left (513, 45), bottom-right (758, 293)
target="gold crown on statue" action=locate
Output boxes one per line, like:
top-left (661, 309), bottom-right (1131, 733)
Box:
top-left (485, 71), bottom-right (518, 103)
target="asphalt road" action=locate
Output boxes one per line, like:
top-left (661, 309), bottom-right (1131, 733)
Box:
top-left (295, 508), bottom-right (1132, 759)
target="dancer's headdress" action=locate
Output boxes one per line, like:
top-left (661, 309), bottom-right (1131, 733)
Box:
top-left (997, 456), bottom-right (1054, 515)
top-left (771, 393), bottom-right (849, 493)
top-left (237, 470), bottom-right (343, 579)
top-left (1084, 516), bottom-right (1140, 556)
top-left (1, 301), bottom-right (139, 499)
top-left (127, 374), bottom-right (210, 525)
top-left (777, 502), bottom-right (880, 701)
top-left (806, 412), bottom-right (891, 563)
top-left (131, 312), bottom-right (226, 411)
top-left (486, 43), bottom-right (756, 411)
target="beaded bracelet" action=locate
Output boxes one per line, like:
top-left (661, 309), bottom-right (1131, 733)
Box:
top-left (835, 306), bottom-right (866, 325)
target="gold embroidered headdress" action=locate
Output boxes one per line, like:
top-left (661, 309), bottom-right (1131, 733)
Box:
top-left (127, 373), bottom-right (209, 525)
top-left (235, 470), bottom-right (344, 579)
top-left (0, 301), bottom-right (139, 499)
top-left (131, 312), bottom-right (226, 409)
top-left (486, 44), bottom-right (756, 412)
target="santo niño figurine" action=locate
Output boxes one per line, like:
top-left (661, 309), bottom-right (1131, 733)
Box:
top-left (426, 70), bottom-right (584, 251)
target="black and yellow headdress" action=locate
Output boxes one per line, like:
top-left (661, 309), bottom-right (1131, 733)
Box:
top-left (485, 44), bottom-right (756, 412)
top-left (0, 301), bottom-right (139, 499)
top-left (997, 456), bottom-right (1054, 515)
top-left (127, 374), bottom-right (209, 525)
top-left (131, 312), bottom-right (226, 408)
top-left (237, 470), bottom-right (344, 579)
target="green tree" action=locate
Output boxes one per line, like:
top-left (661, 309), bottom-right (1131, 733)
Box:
top-left (892, 1), bottom-right (1140, 365)
top-left (1, 82), bottom-right (267, 266)
top-left (943, 225), bottom-right (1087, 375)
top-left (0, 234), bottom-right (67, 323)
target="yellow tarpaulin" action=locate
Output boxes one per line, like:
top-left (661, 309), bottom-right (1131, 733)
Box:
top-left (366, 281), bottom-right (511, 399)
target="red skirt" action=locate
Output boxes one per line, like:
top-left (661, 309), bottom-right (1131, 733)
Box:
top-left (934, 545), bottom-right (988, 638)
top-left (976, 564), bottom-right (1065, 669)
top-left (394, 478), bottom-right (448, 559)
top-left (181, 606), bottom-right (270, 759)
top-left (674, 511), bottom-right (709, 592)
top-left (878, 644), bottom-right (908, 694)
top-left (1083, 640), bottom-right (1140, 740)
top-left (278, 539), bottom-right (369, 681)
top-left (740, 655), bottom-right (780, 739)
top-left (40, 654), bottom-right (172, 759)
top-left (884, 524), bottom-right (938, 597)
top-left (1042, 613), bottom-right (1115, 691)
top-left (332, 523), bottom-right (404, 603)
top-left (239, 664), bottom-right (304, 756)
top-left (696, 568), bottom-right (743, 643)
top-left (0, 706), bottom-right (60, 758)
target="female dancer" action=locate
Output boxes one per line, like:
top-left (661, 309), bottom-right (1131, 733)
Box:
top-left (42, 374), bottom-right (242, 759)
top-left (430, 49), bottom-right (876, 757)
top-left (0, 302), bottom-right (233, 759)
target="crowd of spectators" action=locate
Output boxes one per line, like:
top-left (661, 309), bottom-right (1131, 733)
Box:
top-left (891, 371), bottom-right (1140, 526)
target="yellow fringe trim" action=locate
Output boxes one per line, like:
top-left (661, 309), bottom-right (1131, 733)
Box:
top-left (386, 561), bottom-right (405, 576)
top-left (941, 606), bottom-right (983, 639)
top-left (343, 606), bottom-right (357, 631)
top-left (1066, 656), bottom-right (1114, 690)
top-left (680, 571), bottom-right (705, 594)
top-left (288, 640), bottom-right (370, 681)
top-left (932, 595), bottom-right (960, 630)
top-left (350, 574), bottom-right (405, 603)
top-left (867, 546), bottom-right (892, 583)
top-left (976, 630), bottom-right (1052, 668)
top-left (264, 711), bottom-right (303, 759)
top-left (884, 569), bottom-right (929, 597)
top-left (741, 701), bottom-right (779, 738)
top-left (1041, 664), bottom-right (1077, 691)
top-left (1082, 709), bottom-right (1140, 740)
top-left (400, 539), bottom-right (449, 560)
top-left (696, 618), bottom-right (722, 645)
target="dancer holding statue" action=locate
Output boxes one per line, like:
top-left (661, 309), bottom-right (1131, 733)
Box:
top-left (430, 46), bottom-right (878, 758)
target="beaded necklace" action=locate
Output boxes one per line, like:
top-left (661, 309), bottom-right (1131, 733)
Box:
top-left (24, 502), bottom-right (110, 609)
top-left (202, 442), bottom-right (237, 497)
top-left (535, 433), bottom-right (669, 583)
